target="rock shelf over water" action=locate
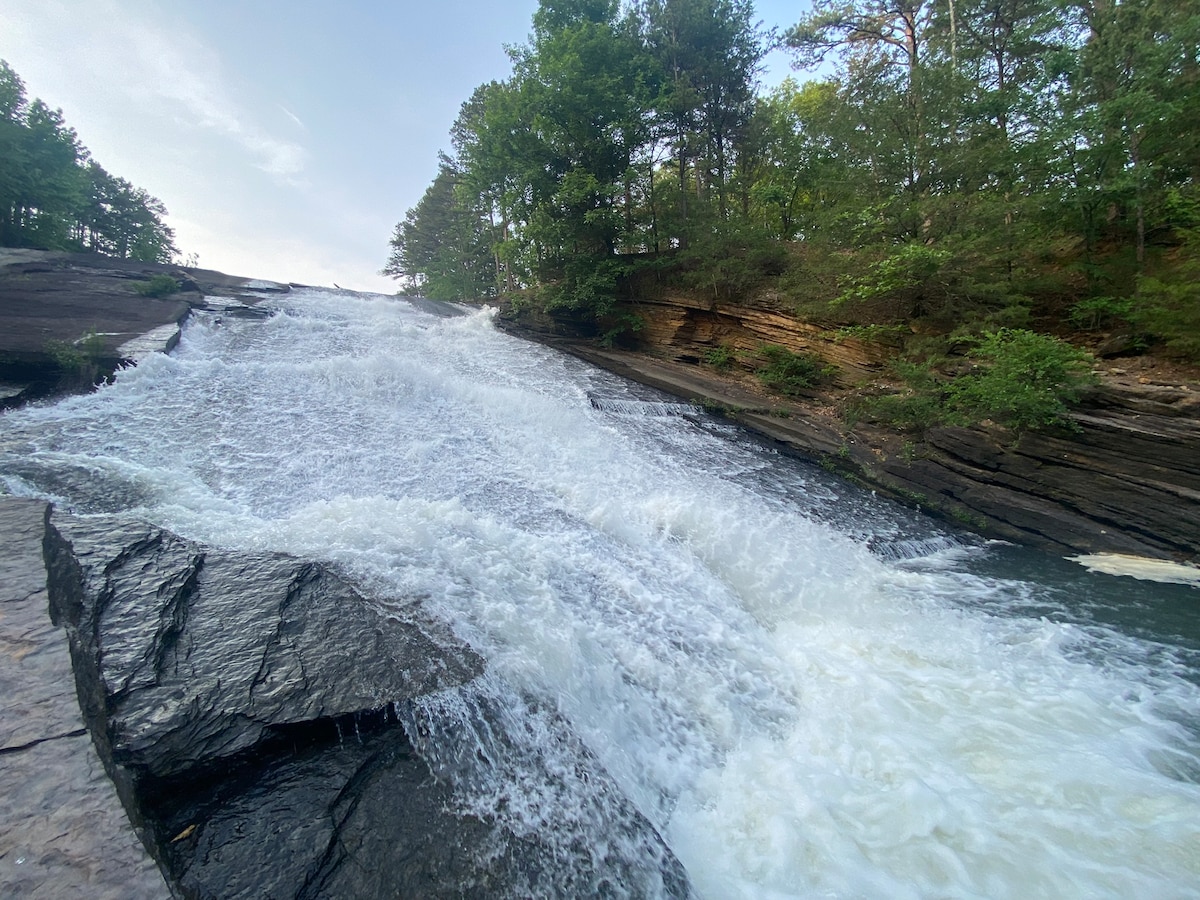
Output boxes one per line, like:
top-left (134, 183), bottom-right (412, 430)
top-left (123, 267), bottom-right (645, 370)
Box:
top-left (2, 502), bottom-right (689, 897)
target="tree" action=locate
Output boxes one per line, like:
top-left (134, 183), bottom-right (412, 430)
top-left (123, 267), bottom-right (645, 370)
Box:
top-left (383, 161), bottom-right (495, 300)
top-left (639, 0), bottom-right (764, 236)
top-left (0, 59), bottom-right (180, 261)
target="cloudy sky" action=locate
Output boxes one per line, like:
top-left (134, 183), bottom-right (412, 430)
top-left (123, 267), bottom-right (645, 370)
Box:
top-left (1, 0), bottom-right (807, 292)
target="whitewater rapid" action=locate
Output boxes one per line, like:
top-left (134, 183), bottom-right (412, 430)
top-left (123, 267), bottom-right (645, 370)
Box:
top-left (2, 289), bottom-right (1198, 898)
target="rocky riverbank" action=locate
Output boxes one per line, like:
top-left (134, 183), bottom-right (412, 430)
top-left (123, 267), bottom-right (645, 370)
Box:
top-left (496, 292), bottom-right (1200, 565)
top-left (0, 254), bottom-right (691, 896)
top-left (0, 249), bottom-right (284, 409)
top-left (1, 504), bottom-right (689, 898)
top-left (3, 246), bottom-right (1195, 561)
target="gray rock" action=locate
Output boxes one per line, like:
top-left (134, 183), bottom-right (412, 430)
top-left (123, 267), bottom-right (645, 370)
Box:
top-left (44, 512), bottom-right (484, 779)
top-left (0, 498), bottom-right (168, 899)
top-left (42, 510), bottom-right (690, 898)
top-left (0, 250), bottom-right (276, 409)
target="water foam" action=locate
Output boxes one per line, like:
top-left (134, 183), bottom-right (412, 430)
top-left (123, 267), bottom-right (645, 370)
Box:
top-left (2, 288), bottom-right (1197, 898)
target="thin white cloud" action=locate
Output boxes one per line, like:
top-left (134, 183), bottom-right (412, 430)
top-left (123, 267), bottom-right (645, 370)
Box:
top-left (0, 0), bottom-right (307, 182)
top-left (279, 105), bottom-right (306, 131)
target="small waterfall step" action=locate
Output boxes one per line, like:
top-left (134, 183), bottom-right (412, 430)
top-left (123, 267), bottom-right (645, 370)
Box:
top-left (588, 392), bottom-right (703, 418)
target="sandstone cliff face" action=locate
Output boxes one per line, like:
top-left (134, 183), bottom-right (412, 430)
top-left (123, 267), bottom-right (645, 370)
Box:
top-left (500, 292), bottom-right (1200, 563)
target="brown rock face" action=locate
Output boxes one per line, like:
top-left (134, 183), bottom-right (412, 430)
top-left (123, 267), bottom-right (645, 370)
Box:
top-left (499, 293), bottom-right (1200, 563)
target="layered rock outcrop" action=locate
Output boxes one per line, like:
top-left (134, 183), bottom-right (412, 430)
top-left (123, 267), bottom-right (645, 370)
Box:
top-left (0, 250), bottom-right (279, 408)
top-left (500, 292), bottom-right (1200, 562)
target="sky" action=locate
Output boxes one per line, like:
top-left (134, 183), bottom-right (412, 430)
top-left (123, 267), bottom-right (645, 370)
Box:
top-left (0, 0), bottom-right (810, 293)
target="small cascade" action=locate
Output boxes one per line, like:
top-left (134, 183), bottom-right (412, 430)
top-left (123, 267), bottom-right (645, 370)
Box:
top-left (868, 533), bottom-right (973, 561)
top-left (588, 393), bottom-right (703, 418)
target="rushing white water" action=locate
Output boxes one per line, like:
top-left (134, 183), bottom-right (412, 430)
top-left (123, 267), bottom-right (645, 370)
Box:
top-left (3, 289), bottom-right (1199, 898)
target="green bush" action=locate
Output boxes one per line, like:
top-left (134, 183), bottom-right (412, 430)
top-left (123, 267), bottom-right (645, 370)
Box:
top-left (946, 329), bottom-right (1095, 431)
top-left (854, 331), bottom-right (1094, 433)
top-left (133, 274), bottom-right (181, 298)
top-left (44, 330), bottom-right (107, 384)
top-left (756, 345), bottom-right (832, 396)
top-left (1133, 228), bottom-right (1200, 361)
top-left (704, 344), bottom-right (736, 371)
top-left (598, 313), bottom-right (645, 348)
top-left (1068, 295), bottom-right (1133, 331)
top-left (834, 243), bottom-right (951, 308)
top-left (852, 359), bottom-right (949, 431)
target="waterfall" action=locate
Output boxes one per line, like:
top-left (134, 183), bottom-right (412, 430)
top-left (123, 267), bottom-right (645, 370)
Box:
top-left (3, 288), bottom-right (1198, 898)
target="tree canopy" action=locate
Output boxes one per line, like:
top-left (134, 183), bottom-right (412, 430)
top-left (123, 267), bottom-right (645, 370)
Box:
top-left (0, 60), bottom-right (178, 262)
top-left (386, 0), bottom-right (1200, 360)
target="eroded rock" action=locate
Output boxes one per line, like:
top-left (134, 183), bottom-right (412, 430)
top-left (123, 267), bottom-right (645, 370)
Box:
top-left (42, 510), bottom-right (690, 898)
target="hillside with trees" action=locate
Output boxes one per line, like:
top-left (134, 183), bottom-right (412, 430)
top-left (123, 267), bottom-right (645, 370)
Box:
top-left (388, 0), bottom-right (1198, 428)
top-left (0, 60), bottom-right (178, 263)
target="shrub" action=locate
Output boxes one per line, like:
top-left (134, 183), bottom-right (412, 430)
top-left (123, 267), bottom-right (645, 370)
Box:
top-left (756, 345), bottom-right (832, 395)
top-left (852, 359), bottom-right (950, 431)
top-left (1132, 225), bottom-right (1200, 361)
top-left (853, 332), bottom-right (1094, 433)
top-left (1068, 295), bottom-right (1133, 331)
top-left (704, 344), bottom-right (736, 371)
top-left (133, 274), bottom-right (181, 298)
top-left (946, 329), bottom-right (1094, 431)
top-left (834, 243), bottom-right (951, 309)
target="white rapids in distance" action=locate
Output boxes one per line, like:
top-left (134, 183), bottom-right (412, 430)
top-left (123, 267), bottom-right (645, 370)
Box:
top-left (3, 288), bottom-right (1199, 898)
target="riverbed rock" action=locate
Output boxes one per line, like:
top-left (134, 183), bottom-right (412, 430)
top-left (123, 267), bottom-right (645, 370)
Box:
top-left (41, 510), bottom-right (690, 898)
top-left (0, 498), bottom-right (168, 899)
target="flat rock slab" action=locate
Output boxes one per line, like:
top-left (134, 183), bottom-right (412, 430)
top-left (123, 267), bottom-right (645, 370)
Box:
top-left (0, 497), bottom-right (168, 898)
top-left (0, 250), bottom-right (280, 408)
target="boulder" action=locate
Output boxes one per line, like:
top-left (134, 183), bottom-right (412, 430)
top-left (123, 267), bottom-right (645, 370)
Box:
top-left (42, 511), bottom-right (690, 898)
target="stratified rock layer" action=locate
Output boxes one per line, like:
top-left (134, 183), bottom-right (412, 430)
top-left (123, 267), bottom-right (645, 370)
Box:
top-left (500, 293), bottom-right (1200, 561)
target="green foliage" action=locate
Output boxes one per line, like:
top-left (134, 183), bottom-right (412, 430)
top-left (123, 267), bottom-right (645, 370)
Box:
top-left (0, 60), bottom-right (178, 261)
top-left (946, 330), bottom-right (1095, 431)
top-left (385, 0), bottom-right (1200, 379)
top-left (853, 359), bottom-right (949, 431)
top-left (132, 274), bottom-right (180, 298)
top-left (756, 344), bottom-right (831, 396)
top-left (1068, 296), bottom-right (1134, 331)
top-left (1132, 214), bottom-right (1200, 360)
top-left (704, 343), bottom-right (736, 370)
top-left (598, 312), bottom-right (645, 347)
top-left (44, 330), bottom-right (106, 383)
top-left (858, 332), bottom-right (1095, 432)
top-left (675, 222), bottom-right (787, 302)
top-left (832, 324), bottom-right (907, 343)
top-left (834, 244), bottom-right (952, 309)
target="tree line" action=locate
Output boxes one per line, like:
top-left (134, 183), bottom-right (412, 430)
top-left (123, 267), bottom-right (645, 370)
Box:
top-left (0, 60), bottom-right (178, 263)
top-left (389, 0), bottom-right (1197, 358)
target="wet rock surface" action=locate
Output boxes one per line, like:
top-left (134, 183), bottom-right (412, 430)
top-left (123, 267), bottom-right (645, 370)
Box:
top-left (0, 498), bottom-right (167, 899)
top-left (501, 298), bottom-right (1200, 562)
top-left (44, 513), bottom-right (485, 780)
top-left (40, 510), bottom-right (690, 898)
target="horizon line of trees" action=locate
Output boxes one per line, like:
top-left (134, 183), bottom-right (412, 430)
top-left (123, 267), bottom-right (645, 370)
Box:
top-left (0, 59), bottom-right (179, 263)
top-left (388, 0), bottom-right (1197, 347)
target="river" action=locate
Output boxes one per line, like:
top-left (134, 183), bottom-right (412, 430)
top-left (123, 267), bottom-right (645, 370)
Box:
top-left (2, 289), bottom-right (1198, 898)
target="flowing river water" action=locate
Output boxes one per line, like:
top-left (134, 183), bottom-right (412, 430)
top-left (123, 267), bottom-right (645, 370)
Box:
top-left (2, 289), bottom-right (1199, 898)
